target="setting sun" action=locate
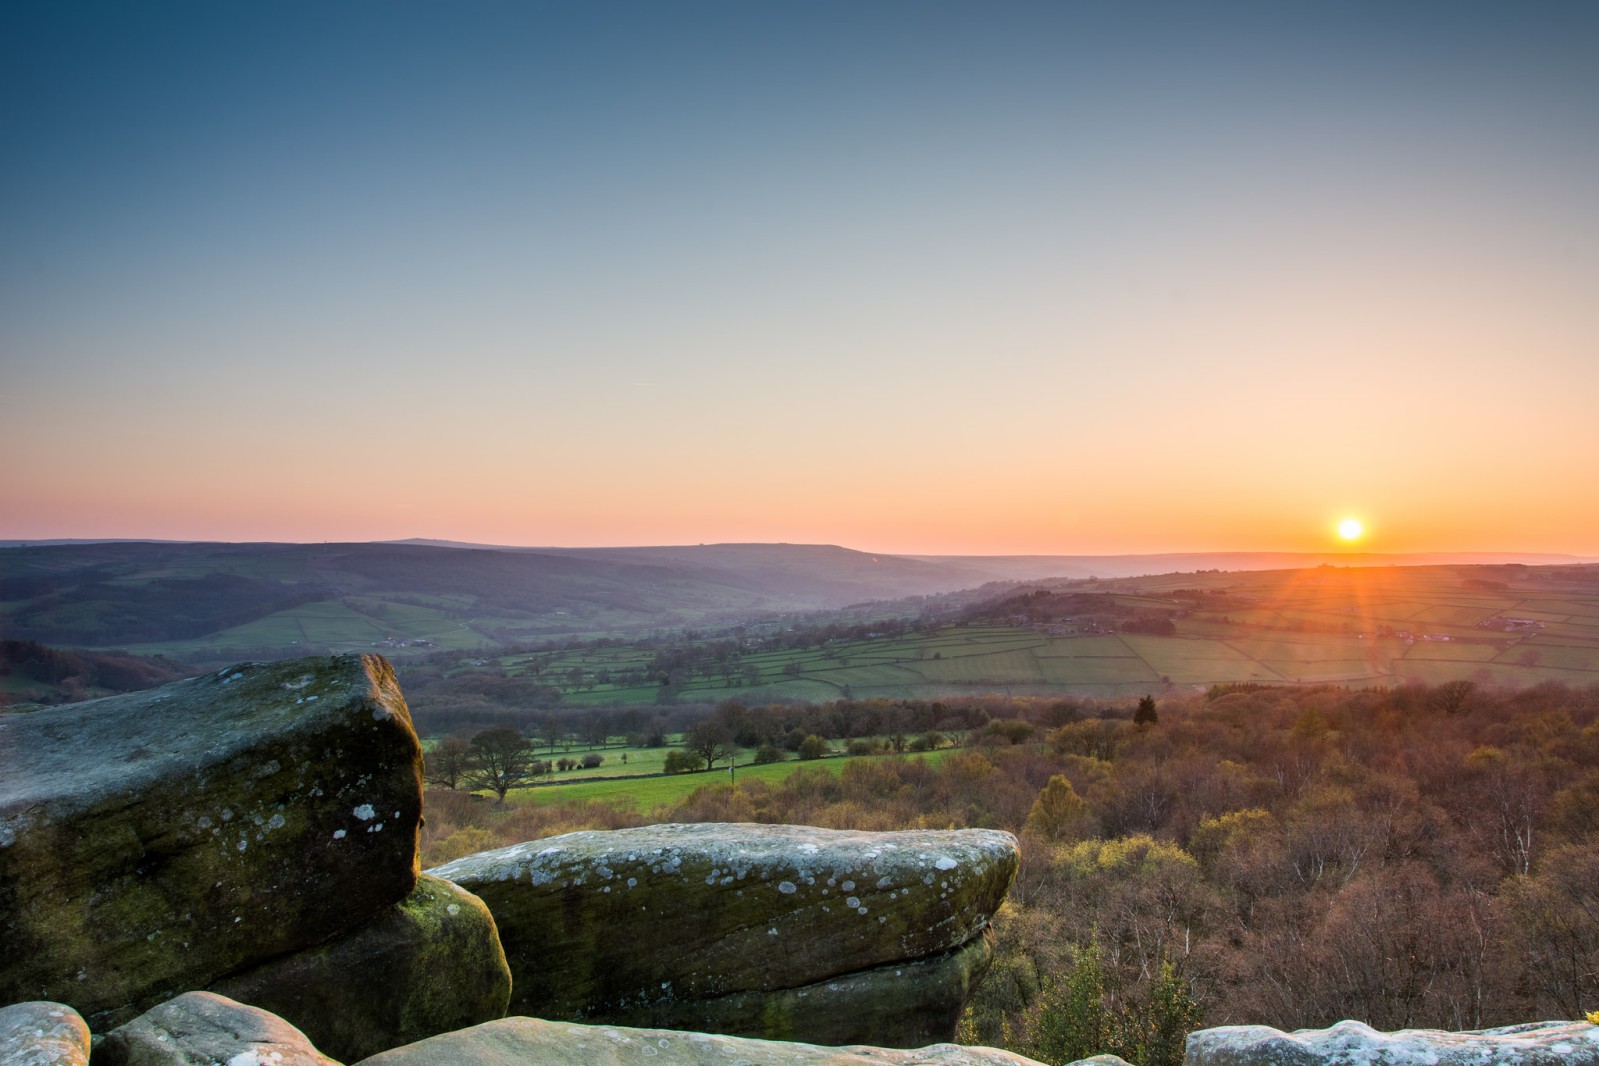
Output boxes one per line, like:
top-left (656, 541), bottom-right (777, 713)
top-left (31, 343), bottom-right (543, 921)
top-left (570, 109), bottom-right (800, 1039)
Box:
top-left (1338, 518), bottom-right (1365, 541)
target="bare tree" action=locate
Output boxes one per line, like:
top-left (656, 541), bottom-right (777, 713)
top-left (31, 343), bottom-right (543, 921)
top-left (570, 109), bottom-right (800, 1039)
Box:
top-left (424, 735), bottom-right (472, 790)
top-left (465, 726), bottom-right (540, 803)
top-left (685, 720), bottom-right (735, 771)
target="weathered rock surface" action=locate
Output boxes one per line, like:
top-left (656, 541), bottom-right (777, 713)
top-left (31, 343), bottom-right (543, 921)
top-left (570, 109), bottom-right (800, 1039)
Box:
top-left (353, 1015), bottom-right (1045, 1066)
top-left (0, 654), bottom-right (423, 1030)
top-left (0, 1000), bottom-right (91, 1066)
top-left (1186, 1019), bottom-right (1599, 1066)
top-left (94, 991), bottom-right (340, 1066)
top-left (430, 822), bottom-right (1017, 1045)
top-left (211, 872), bottom-right (510, 1061)
top-left (623, 931), bottom-right (993, 1047)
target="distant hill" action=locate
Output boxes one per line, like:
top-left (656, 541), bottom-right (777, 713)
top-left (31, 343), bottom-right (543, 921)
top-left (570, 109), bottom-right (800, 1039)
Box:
top-left (3, 540), bottom-right (1587, 662)
top-left (0, 541), bottom-right (1000, 656)
top-left (906, 550), bottom-right (1586, 580)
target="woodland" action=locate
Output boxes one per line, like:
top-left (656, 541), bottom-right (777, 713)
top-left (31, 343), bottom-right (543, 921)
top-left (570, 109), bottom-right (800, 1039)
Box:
top-left (419, 680), bottom-right (1599, 1063)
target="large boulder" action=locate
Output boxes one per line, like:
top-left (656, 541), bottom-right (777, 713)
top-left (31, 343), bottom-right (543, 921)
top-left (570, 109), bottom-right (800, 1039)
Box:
top-left (430, 822), bottom-right (1018, 1045)
top-left (0, 1000), bottom-right (91, 1066)
top-left (94, 991), bottom-right (339, 1066)
top-left (352, 1015), bottom-right (1045, 1066)
top-left (211, 873), bottom-right (511, 1061)
top-left (622, 931), bottom-right (994, 1047)
top-left (1186, 1019), bottom-right (1599, 1066)
top-left (0, 654), bottom-right (423, 1030)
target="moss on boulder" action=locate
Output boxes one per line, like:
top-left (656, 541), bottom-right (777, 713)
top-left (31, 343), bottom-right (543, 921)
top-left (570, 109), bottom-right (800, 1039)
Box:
top-left (431, 822), bottom-right (1017, 1045)
top-left (211, 873), bottom-right (510, 1061)
top-left (0, 655), bottom-right (423, 1031)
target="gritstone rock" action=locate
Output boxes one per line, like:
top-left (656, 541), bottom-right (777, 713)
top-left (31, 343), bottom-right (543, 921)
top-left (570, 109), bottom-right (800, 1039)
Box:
top-left (430, 822), bottom-right (1018, 1045)
top-left (622, 931), bottom-right (994, 1047)
top-left (1185, 1019), bottom-right (1599, 1066)
top-left (93, 991), bottom-right (340, 1066)
top-left (351, 1015), bottom-right (1045, 1066)
top-left (211, 873), bottom-right (510, 1061)
top-left (0, 654), bottom-right (423, 1031)
top-left (0, 1000), bottom-right (91, 1066)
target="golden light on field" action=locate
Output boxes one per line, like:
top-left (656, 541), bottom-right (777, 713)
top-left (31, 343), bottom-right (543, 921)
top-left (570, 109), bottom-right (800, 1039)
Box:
top-left (1338, 518), bottom-right (1365, 542)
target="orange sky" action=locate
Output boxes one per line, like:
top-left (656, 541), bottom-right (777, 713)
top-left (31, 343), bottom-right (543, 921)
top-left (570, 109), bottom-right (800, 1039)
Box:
top-left (2, 5), bottom-right (1596, 557)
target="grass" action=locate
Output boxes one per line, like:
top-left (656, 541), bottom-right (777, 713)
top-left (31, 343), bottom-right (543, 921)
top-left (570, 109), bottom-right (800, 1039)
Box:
top-left (507, 748), bottom-right (954, 811)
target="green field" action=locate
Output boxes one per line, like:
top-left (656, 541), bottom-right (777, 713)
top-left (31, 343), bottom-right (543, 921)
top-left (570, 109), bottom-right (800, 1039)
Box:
top-left (505, 748), bottom-right (953, 811)
top-left (481, 566), bottom-right (1599, 701)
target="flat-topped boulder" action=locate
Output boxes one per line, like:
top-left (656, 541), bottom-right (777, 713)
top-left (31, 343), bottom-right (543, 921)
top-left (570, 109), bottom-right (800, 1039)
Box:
top-left (353, 1015), bottom-right (1045, 1066)
top-left (0, 654), bottom-right (423, 1030)
top-left (430, 823), bottom-right (1018, 1045)
top-left (1186, 1019), bottom-right (1599, 1066)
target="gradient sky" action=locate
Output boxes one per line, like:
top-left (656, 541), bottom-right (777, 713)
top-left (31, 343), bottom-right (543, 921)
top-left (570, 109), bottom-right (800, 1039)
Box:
top-left (3, 1), bottom-right (1596, 555)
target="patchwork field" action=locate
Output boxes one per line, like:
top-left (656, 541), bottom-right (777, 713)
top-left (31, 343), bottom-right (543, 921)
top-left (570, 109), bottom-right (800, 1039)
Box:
top-left (499, 564), bottom-right (1599, 702)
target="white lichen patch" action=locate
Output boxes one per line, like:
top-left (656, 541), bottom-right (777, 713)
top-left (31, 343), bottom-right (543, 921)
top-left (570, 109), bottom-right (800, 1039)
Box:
top-left (353, 803), bottom-right (376, 820)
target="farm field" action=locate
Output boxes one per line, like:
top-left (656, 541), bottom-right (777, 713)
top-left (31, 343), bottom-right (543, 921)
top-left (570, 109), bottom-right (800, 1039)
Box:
top-left (504, 747), bottom-right (952, 811)
top-left (494, 564), bottom-right (1599, 702)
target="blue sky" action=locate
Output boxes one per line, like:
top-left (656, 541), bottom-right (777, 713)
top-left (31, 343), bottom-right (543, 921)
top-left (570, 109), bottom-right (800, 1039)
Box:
top-left (4, 2), bottom-right (1597, 553)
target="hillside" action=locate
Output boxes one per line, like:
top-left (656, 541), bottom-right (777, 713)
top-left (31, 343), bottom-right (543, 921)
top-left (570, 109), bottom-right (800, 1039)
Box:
top-left (0, 541), bottom-right (1001, 658)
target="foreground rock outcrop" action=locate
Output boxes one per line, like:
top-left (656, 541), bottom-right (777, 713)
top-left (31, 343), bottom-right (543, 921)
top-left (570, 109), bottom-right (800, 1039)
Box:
top-left (0, 655), bottom-right (424, 1030)
top-left (353, 1015), bottom-right (1044, 1066)
top-left (95, 991), bottom-right (338, 1066)
top-left (1186, 1019), bottom-right (1599, 1066)
top-left (0, 1000), bottom-right (91, 1066)
top-left (431, 822), bottom-right (1018, 1046)
top-left (210, 872), bottom-right (511, 1062)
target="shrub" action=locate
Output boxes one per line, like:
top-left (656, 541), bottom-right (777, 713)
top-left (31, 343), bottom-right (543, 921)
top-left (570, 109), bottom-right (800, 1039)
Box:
top-left (581, 752), bottom-right (604, 769)
top-left (798, 735), bottom-right (829, 760)
top-left (754, 743), bottom-right (783, 764)
top-left (663, 749), bottom-right (696, 773)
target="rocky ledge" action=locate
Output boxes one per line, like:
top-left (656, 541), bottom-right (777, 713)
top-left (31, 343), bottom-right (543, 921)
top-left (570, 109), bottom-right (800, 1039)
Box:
top-left (431, 822), bottom-right (1018, 1047)
top-left (1186, 1019), bottom-right (1599, 1066)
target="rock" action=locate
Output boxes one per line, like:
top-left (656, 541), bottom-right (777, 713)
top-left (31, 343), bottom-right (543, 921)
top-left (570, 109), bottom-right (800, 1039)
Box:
top-left (0, 1000), bottom-right (91, 1066)
top-left (1064, 1058), bottom-right (1132, 1066)
top-left (351, 1015), bottom-right (1045, 1066)
top-left (0, 654), bottom-right (423, 1030)
top-left (94, 991), bottom-right (339, 1066)
top-left (211, 873), bottom-right (511, 1062)
top-left (430, 822), bottom-right (1017, 1045)
top-left (1186, 1019), bottom-right (1599, 1066)
top-left (625, 931), bottom-right (993, 1047)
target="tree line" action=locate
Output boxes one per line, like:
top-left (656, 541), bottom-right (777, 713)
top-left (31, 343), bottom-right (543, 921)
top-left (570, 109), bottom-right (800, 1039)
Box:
top-left (419, 679), bottom-right (1599, 1064)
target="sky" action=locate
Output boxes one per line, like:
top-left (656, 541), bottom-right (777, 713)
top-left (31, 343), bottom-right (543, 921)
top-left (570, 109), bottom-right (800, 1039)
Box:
top-left (3, 1), bottom-right (1596, 557)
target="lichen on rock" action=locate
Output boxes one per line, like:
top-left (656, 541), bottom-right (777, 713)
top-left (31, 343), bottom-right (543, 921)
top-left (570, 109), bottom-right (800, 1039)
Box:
top-left (0, 654), bottom-right (423, 1031)
top-left (430, 822), bottom-right (1018, 1046)
top-left (1186, 1018), bottom-right (1599, 1066)
top-left (211, 872), bottom-right (510, 1061)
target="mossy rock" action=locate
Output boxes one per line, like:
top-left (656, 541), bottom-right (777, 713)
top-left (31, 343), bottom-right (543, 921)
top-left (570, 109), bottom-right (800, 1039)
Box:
top-left (431, 823), bottom-right (1018, 1040)
top-left (0, 654), bottom-right (423, 1030)
top-left (627, 928), bottom-right (994, 1047)
top-left (212, 873), bottom-right (510, 1061)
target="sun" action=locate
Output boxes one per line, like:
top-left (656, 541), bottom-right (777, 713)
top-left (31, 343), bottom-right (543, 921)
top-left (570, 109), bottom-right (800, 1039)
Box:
top-left (1338, 518), bottom-right (1364, 542)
